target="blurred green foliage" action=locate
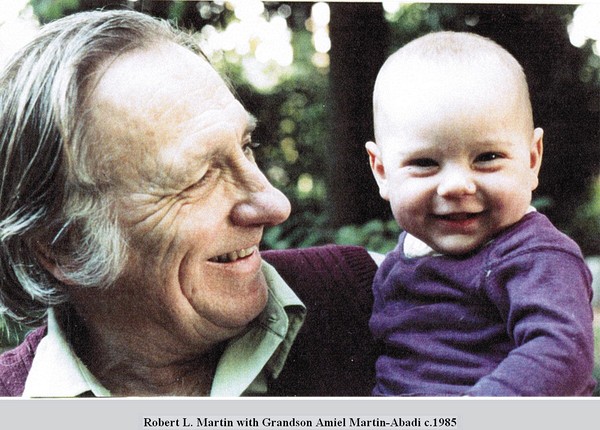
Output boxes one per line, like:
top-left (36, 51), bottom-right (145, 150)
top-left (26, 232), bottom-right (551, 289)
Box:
top-left (30, 0), bottom-right (81, 23)
top-left (0, 316), bottom-right (28, 352)
top-left (567, 182), bottom-right (600, 256)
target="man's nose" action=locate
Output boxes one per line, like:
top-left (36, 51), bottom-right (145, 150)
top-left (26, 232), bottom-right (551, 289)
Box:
top-left (230, 163), bottom-right (291, 227)
top-left (437, 168), bottom-right (476, 198)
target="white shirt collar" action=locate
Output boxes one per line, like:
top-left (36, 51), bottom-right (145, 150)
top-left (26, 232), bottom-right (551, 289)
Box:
top-left (22, 307), bottom-right (109, 397)
top-left (22, 261), bottom-right (305, 397)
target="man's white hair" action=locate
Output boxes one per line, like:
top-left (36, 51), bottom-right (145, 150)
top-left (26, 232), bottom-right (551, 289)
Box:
top-left (0, 9), bottom-right (206, 325)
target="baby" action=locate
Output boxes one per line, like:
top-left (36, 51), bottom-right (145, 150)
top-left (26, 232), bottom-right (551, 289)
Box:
top-left (366, 31), bottom-right (596, 396)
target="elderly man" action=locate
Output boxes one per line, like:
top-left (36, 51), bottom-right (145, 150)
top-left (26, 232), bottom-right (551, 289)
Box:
top-left (0, 10), bottom-right (379, 396)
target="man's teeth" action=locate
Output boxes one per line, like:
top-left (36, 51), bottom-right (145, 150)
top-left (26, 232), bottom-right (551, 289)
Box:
top-left (210, 246), bottom-right (256, 263)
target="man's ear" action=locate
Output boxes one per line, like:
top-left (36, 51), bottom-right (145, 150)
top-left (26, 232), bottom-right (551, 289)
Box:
top-left (365, 141), bottom-right (390, 200)
top-left (529, 127), bottom-right (544, 191)
top-left (33, 241), bottom-right (76, 286)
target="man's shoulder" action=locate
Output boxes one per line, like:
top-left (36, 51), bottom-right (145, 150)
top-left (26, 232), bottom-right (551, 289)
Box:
top-left (262, 245), bottom-right (381, 396)
top-left (262, 245), bottom-right (378, 301)
top-left (261, 244), bottom-right (375, 265)
top-left (262, 244), bottom-right (377, 277)
top-left (0, 326), bottom-right (46, 396)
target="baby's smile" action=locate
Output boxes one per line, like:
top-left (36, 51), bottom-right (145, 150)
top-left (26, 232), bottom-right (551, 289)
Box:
top-left (430, 211), bottom-right (484, 233)
top-left (432, 212), bottom-right (482, 221)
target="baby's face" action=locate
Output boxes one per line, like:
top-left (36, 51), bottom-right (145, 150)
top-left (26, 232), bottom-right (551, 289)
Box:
top-left (369, 68), bottom-right (543, 255)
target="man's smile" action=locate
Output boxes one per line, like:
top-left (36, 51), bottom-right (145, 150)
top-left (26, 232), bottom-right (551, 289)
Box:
top-left (209, 245), bottom-right (258, 263)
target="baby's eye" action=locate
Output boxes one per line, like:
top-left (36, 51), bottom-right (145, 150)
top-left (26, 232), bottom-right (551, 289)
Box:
top-left (475, 152), bottom-right (502, 163)
top-left (407, 158), bottom-right (438, 168)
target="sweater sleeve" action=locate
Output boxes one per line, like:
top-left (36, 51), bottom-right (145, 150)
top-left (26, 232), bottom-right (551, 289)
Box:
top-left (467, 247), bottom-right (596, 396)
top-left (0, 325), bottom-right (47, 396)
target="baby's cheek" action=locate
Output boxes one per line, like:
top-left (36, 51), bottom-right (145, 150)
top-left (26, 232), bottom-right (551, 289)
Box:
top-left (390, 206), bottom-right (415, 231)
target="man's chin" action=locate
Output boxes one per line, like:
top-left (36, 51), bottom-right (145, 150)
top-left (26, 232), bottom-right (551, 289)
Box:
top-left (204, 278), bottom-right (269, 330)
top-left (236, 278), bottom-right (270, 325)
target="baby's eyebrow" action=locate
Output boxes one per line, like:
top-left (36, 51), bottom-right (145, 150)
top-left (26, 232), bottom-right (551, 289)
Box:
top-left (473, 139), bottom-right (516, 149)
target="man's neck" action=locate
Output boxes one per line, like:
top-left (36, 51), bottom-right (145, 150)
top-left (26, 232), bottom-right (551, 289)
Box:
top-left (84, 343), bottom-right (224, 396)
top-left (56, 304), bottom-right (226, 396)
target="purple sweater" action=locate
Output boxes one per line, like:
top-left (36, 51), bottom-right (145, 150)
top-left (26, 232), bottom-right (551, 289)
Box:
top-left (371, 212), bottom-right (596, 396)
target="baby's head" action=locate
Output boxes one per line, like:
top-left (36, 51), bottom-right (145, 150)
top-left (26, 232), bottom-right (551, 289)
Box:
top-left (366, 32), bottom-right (543, 255)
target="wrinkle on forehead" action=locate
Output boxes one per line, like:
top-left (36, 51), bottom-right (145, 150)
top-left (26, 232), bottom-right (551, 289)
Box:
top-left (158, 102), bottom-right (250, 182)
top-left (87, 42), bottom-right (243, 190)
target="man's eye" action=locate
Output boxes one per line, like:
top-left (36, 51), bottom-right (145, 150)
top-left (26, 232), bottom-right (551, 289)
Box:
top-left (408, 158), bottom-right (437, 168)
top-left (475, 152), bottom-right (502, 163)
top-left (243, 141), bottom-right (260, 158)
top-left (182, 170), bottom-right (211, 193)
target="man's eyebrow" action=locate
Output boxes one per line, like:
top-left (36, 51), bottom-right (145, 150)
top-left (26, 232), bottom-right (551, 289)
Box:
top-left (246, 114), bottom-right (258, 134)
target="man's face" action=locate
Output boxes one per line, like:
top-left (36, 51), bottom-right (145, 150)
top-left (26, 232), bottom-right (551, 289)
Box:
top-left (87, 43), bottom-right (291, 348)
top-left (368, 64), bottom-right (542, 255)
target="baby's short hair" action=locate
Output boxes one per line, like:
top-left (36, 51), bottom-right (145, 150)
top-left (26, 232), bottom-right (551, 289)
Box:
top-left (385, 31), bottom-right (522, 65)
top-left (373, 31), bottom-right (532, 139)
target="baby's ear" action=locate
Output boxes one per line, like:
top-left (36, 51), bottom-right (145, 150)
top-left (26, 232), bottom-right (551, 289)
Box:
top-left (529, 128), bottom-right (544, 190)
top-left (365, 141), bottom-right (390, 200)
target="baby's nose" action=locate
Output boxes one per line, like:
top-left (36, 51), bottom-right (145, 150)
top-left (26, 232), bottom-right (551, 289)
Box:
top-left (437, 169), bottom-right (476, 198)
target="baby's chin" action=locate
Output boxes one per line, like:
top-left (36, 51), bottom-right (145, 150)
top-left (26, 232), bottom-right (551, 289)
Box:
top-left (429, 236), bottom-right (491, 256)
